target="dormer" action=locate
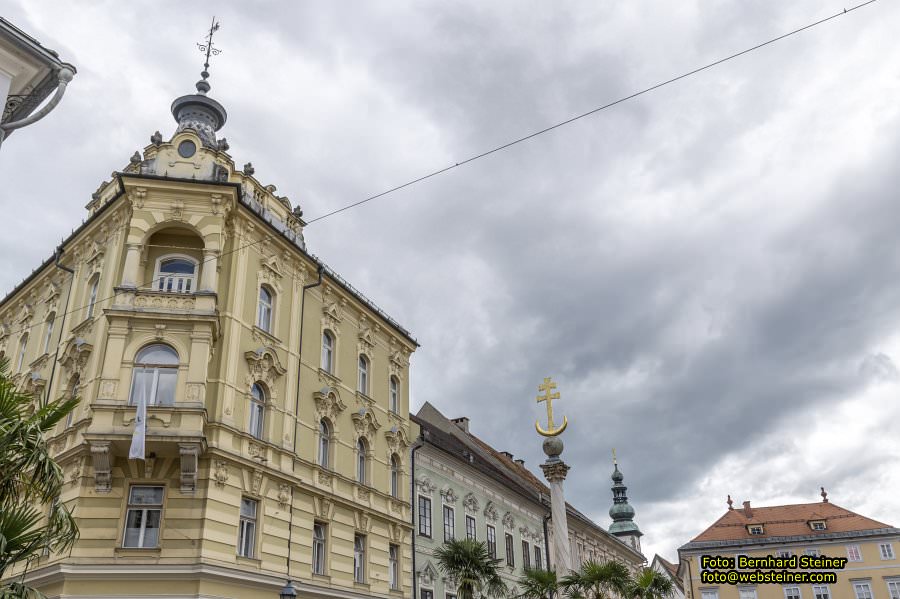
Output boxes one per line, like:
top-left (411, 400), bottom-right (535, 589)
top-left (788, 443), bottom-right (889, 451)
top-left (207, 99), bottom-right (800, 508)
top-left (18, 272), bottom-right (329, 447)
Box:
top-left (747, 524), bottom-right (765, 535)
top-left (808, 520), bottom-right (827, 531)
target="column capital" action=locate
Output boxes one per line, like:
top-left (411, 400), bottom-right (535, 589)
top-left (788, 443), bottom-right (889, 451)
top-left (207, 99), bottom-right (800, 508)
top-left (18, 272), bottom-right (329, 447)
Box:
top-left (540, 460), bottom-right (570, 483)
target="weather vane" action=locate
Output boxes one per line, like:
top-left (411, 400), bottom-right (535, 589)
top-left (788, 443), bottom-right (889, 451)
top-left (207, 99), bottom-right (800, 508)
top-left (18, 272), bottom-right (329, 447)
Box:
top-left (197, 17), bottom-right (222, 78)
top-left (535, 376), bottom-right (568, 437)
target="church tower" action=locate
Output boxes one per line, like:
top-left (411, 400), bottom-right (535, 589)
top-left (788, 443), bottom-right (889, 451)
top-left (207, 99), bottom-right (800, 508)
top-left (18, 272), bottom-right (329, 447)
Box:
top-left (608, 454), bottom-right (643, 552)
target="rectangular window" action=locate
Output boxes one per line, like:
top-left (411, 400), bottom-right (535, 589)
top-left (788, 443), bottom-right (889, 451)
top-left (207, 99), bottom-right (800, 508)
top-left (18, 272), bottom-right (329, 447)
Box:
top-left (237, 497), bottom-right (258, 557)
top-left (812, 586), bottom-right (831, 599)
top-left (783, 586), bottom-right (801, 599)
top-left (466, 515), bottom-right (476, 540)
top-left (738, 588), bottom-right (758, 599)
top-left (354, 534), bottom-right (366, 583)
top-left (747, 525), bottom-right (764, 535)
top-left (443, 505), bottom-right (455, 542)
top-left (881, 543), bottom-right (895, 559)
top-left (853, 582), bottom-right (873, 599)
top-left (389, 543), bottom-right (399, 590)
top-left (312, 522), bottom-right (326, 575)
top-left (887, 580), bottom-right (900, 599)
top-left (810, 521), bottom-right (826, 530)
top-left (505, 532), bottom-right (515, 567)
top-left (805, 548), bottom-right (821, 557)
top-left (847, 545), bottom-right (862, 561)
top-left (522, 540), bottom-right (531, 569)
top-left (122, 486), bottom-right (163, 548)
top-left (486, 525), bottom-right (497, 558)
top-left (777, 549), bottom-right (793, 558)
top-left (421, 590), bottom-right (433, 599)
top-left (534, 545), bottom-right (542, 570)
top-left (418, 496), bottom-right (432, 537)
top-left (700, 591), bottom-right (719, 599)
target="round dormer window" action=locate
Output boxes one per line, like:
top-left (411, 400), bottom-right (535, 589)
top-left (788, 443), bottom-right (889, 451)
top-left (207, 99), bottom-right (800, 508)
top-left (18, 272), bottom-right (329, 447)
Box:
top-left (177, 140), bottom-right (196, 158)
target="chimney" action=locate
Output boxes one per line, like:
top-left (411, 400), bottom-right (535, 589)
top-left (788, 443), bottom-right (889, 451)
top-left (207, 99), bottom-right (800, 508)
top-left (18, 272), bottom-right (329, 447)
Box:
top-left (742, 501), bottom-right (753, 517)
top-left (500, 451), bottom-right (514, 460)
top-left (451, 417), bottom-right (469, 433)
top-left (514, 458), bottom-right (525, 467)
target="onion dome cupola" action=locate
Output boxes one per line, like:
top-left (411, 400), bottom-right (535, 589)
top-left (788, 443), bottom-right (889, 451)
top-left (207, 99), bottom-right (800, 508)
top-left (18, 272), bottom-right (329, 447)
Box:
top-left (608, 450), bottom-right (643, 552)
top-left (171, 18), bottom-right (227, 147)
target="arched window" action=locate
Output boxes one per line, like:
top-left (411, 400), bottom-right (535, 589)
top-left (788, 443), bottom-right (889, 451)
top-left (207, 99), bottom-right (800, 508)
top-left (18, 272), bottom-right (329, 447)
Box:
top-left (66, 375), bottom-right (79, 428)
top-left (321, 331), bottom-right (334, 373)
top-left (16, 334), bottom-right (28, 372)
top-left (154, 256), bottom-right (197, 293)
top-left (129, 344), bottom-right (179, 406)
top-left (86, 275), bottom-right (100, 319)
top-left (257, 286), bottom-right (274, 332)
top-left (318, 420), bottom-right (331, 468)
top-left (389, 376), bottom-right (399, 413)
top-left (249, 383), bottom-right (266, 439)
top-left (356, 438), bottom-right (368, 484)
top-left (390, 453), bottom-right (401, 498)
top-left (357, 355), bottom-right (368, 394)
top-left (43, 313), bottom-right (56, 354)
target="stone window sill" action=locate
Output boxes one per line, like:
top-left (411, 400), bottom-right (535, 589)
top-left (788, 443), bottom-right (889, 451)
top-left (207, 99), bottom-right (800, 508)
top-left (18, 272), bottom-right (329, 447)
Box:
top-left (114, 546), bottom-right (161, 557)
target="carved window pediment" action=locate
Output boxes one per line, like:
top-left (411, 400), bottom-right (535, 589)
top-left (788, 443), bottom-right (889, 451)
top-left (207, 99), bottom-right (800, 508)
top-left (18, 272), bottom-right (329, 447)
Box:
top-left (418, 561), bottom-right (438, 588)
top-left (416, 476), bottom-right (437, 495)
top-left (351, 408), bottom-right (381, 440)
top-left (244, 347), bottom-right (286, 393)
top-left (313, 386), bottom-right (347, 421)
top-left (384, 425), bottom-right (410, 458)
top-left (59, 338), bottom-right (93, 377)
top-left (463, 492), bottom-right (479, 514)
top-left (484, 501), bottom-right (499, 522)
top-left (258, 255), bottom-right (284, 294)
top-left (440, 487), bottom-right (458, 504)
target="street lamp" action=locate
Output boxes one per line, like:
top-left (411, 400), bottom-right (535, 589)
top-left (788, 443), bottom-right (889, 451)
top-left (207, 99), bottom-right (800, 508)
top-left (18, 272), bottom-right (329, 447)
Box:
top-left (279, 579), bottom-right (297, 599)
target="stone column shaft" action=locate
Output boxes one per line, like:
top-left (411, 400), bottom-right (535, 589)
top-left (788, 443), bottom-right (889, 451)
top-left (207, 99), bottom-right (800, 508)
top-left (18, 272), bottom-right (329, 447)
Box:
top-left (540, 459), bottom-right (572, 574)
top-left (120, 242), bottom-right (142, 288)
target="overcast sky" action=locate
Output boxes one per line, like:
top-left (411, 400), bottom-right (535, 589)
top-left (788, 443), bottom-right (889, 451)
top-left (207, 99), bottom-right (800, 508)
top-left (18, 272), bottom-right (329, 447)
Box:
top-left (3, 1), bottom-right (899, 562)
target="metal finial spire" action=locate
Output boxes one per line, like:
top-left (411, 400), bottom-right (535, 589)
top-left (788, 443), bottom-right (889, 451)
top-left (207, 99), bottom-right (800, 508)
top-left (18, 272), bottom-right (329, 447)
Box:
top-left (612, 448), bottom-right (617, 465)
top-left (195, 17), bottom-right (221, 94)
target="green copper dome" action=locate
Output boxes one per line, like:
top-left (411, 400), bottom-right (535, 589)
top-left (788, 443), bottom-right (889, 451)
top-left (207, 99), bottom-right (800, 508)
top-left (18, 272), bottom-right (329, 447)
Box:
top-left (608, 460), bottom-right (642, 539)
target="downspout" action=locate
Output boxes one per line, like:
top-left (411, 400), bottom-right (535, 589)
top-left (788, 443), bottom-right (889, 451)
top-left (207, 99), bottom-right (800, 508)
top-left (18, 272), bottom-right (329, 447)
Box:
top-left (410, 434), bottom-right (425, 599)
top-left (291, 264), bottom-right (324, 455)
top-left (0, 66), bottom-right (76, 148)
top-left (43, 246), bottom-right (75, 408)
top-left (284, 263), bottom-right (323, 591)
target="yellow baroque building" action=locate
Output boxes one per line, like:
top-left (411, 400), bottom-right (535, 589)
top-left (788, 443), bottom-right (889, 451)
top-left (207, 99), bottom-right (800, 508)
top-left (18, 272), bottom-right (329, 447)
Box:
top-left (0, 69), bottom-right (418, 599)
top-left (678, 494), bottom-right (900, 599)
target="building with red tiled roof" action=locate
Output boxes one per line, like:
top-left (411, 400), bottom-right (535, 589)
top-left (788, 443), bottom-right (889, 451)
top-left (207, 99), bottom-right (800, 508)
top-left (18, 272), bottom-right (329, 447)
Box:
top-left (677, 493), bottom-right (900, 599)
top-left (651, 554), bottom-right (685, 599)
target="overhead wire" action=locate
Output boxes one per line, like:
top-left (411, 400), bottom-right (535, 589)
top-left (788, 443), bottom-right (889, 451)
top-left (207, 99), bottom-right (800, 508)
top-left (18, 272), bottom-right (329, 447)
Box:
top-left (0, 0), bottom-right (880, 341)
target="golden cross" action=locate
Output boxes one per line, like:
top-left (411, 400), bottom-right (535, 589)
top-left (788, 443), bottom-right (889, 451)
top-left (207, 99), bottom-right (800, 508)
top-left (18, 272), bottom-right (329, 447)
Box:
top-left (535, 376), bottom-right (567, 437)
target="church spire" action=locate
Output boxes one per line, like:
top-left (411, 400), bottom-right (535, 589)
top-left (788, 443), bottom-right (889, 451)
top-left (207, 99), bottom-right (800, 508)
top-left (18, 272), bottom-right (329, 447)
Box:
top-left (170, 18), bottom-right (227, 147)
top-left (608, 451), bottom-right (643, 551)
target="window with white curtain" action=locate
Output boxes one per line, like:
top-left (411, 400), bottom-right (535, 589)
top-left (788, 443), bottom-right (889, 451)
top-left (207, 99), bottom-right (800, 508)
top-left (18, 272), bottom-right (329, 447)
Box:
top-left (318, 420), bottom-right (331, 468)
top-left (257, 286), bottom-right (274, 332)
top-left (357, 355), bottom-right (368, 394)
top-left (389, 376), bottom-right (399, 412)
top-left (321, 331), bottom-right (334, 373)
top-left (249, 383), bottom-right (265, 439)
top-left (129, 344), bottom-right (179, 406)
